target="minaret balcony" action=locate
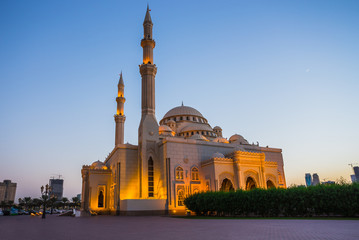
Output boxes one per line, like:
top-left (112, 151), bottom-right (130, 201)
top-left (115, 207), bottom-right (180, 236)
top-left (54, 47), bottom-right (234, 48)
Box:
top-left (139, 64), bottom-right (157, 76)
top-left (141, 39), bottom-right (155, 48)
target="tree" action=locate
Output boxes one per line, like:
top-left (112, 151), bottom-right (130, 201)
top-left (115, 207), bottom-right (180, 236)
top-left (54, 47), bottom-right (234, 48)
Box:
top-left (71, 197), bottom-right (80, 208)
top-left (23, 197), bottom-right (32, 211)
top-left (62, 197), bottom-right (69, 210)
top-left (48, 196), bottom-right (57, 214)
top-left (32, 198), bottom-right (43, 210)
top-left (18, 198), bottom-right (25, 210)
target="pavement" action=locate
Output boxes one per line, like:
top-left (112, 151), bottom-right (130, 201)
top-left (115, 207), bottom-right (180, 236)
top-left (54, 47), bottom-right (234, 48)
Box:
top-left (0, 215), bottom-right (358, 240)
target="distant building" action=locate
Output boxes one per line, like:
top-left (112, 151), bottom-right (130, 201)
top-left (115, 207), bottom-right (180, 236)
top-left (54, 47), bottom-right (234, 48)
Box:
top-left (322, 181), bottom-right (335, 185)
top-left (305, 173), bottom-right (312, 187)
top-left (77, 194), bottom-right (81, 201)
top-left (49, 178), bottom-right (64, 200)
top-left (351, 174), bottom-right (357, 183)
top-left (312, 173), bottom-right (320, 186)
top-left (0, 180), bottom-right (17, 203)
top-left (353, 167), bottom-right (359, 182)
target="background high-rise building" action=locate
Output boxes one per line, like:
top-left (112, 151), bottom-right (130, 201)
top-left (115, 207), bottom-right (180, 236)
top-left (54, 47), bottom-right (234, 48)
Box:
top-left (353, 167), bottom-right (359, 182)
top-left (0, 180), bottom-right (17, 203)
top-left (305, 173), bottom-right (312, 187)
top-left (49, 178), bottom-right (64, 200)
top-left (312, 173), bottom-right (320, 186)
top-left (351, 175), bottom-right (357, 183)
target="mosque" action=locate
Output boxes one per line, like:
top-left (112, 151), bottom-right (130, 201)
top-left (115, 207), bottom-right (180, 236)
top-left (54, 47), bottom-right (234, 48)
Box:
top-left (81, 7), bottom-right (286, 215)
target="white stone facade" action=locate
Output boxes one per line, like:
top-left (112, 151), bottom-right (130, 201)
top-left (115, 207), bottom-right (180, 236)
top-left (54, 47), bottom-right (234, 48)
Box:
top-left (81, 7), bottom-right (286, 215)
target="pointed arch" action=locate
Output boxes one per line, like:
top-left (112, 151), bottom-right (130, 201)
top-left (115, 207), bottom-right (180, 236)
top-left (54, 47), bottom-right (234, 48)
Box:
top-left (246, 177), bottom-right (257, 190)
top-left (267, 180), bottom-right (275, 189)
top-left (220, 178), bottom-right (234, 192)
top-left (175, 166), bottom-right (184, 180)
top-left (191, 167), bottom-right (199, 181)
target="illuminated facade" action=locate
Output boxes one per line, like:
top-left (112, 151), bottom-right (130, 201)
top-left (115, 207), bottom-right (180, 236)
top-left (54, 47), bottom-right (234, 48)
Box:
top-left (81, 7), bottom-right (286, 215)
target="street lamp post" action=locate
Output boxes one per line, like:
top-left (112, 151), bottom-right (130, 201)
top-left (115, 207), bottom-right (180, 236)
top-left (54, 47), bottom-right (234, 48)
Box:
top-left (40, 184), bottom-right (51, 219)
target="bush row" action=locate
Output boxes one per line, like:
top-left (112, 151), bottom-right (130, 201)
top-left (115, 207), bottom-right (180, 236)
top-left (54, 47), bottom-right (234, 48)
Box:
top-left (184, 183), bottom-right (359, 217)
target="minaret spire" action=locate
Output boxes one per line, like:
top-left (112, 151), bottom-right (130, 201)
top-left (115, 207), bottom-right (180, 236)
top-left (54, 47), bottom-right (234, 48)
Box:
top-left (114, 72), bottom-right (126, 145)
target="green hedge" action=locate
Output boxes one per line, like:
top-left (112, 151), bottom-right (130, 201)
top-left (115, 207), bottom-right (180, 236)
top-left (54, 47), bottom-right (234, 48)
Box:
top-left (184, 183), bottom-right (359, 217)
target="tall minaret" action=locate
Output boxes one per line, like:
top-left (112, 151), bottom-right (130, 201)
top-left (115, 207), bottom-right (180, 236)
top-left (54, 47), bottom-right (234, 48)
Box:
top-left (138, 5), bottom-right (159, 199)
top-left (140, 4), bottom-right (157, 115)
top-left (114, 72), bottom-right (126, 145)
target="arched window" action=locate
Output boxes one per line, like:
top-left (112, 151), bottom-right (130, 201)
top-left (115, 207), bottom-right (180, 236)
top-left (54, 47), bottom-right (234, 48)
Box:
top-left (98, 190), bottom-right (104, 208)
top-left (191, 167), bottom-right (199, 181)
top-left (148, 158), bottom-right (154, 197)
top-left (180, 116), bottom-right (183, 120)
top-left (177, 189), bottom-right (185, 206)
top-left (176, 166), bottom-right (184, 180)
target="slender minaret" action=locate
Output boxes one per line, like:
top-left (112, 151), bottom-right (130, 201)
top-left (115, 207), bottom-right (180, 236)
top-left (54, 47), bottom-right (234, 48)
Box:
top-left (140, 4), bottom-right (157, 115)
top-left (114, 72), bottom-right (126, 145)
top-left (138, 5), bottom-right (159, 198)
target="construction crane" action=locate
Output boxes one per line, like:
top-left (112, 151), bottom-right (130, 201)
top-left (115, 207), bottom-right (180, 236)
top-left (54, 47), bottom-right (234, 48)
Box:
top-left (50, 174), bottom-right (63, 179)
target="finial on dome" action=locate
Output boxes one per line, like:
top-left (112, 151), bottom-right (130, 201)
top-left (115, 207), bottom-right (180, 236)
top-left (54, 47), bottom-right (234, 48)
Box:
top-left (181, 101), bottom-right (184, 106)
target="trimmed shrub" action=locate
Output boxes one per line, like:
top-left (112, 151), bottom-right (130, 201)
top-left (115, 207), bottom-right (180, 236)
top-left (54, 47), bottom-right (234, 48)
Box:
top-left (184, 183), bottom-right (359, 217)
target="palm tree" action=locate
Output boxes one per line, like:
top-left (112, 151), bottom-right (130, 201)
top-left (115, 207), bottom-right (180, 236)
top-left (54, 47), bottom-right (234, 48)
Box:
top-left (71, 197), bottom-right (80, 209)
top-left (62, 197), bottom-right (69, 210)
top-left (23, 197), bottom-right (32, 211)
top-left (32, 198), bottom-right (42, 210)
top-left (48, 196), bottom-right (57, 214)
top-left (18, 198), bottom-right (25, 210)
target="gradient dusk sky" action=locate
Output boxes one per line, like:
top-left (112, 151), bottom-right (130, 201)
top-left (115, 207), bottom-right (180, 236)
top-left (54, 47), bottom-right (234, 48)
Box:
top-left (1, 0), bottom-right (358, 200)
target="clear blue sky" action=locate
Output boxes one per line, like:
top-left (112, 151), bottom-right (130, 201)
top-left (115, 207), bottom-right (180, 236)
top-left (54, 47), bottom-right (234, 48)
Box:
top-left (1, 0), bottom-right (358, 199)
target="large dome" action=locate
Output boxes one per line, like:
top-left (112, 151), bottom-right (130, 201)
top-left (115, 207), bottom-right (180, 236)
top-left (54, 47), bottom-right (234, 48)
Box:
top-left (163, 105), bottom-right (203, 119)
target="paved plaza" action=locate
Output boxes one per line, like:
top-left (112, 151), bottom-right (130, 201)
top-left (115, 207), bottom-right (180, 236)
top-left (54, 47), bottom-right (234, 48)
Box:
top-left (0, 215), bottom-right (358, 240)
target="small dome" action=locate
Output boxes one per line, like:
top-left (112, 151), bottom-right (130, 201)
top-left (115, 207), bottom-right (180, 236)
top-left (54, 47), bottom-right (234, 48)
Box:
top-left (163, 105), bottom-right (203, 119)
top-left (212, 152), bottom-right (225, 158)
top-left (213, 126), bottom-right (222, 130)
top-left (229, 134), bottom-right (249, 144)
top-left (167, 119), bottom-right (176, 124)
top-left (190, 134), bottom-right (209, 141)
top-left (159, 125), bottom-right (175, 136)
top-left (91, 160), bottom-right (107, 170)
top-left (212, 137), bottom-right (229, 143)
top-left (159, 125), bottom-right (172, 132)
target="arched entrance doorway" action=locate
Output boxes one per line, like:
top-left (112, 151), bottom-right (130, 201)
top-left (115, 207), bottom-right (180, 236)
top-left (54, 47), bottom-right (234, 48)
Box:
top-left (266, 180), bottom-right (275, 189)
top-left (246, 177), bottom-right (256, 190)
top-left (220, 178), bottom-right (234, 192)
